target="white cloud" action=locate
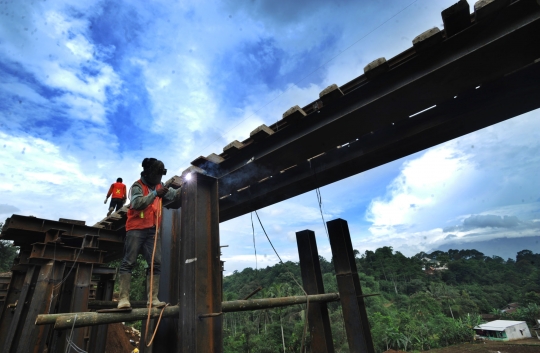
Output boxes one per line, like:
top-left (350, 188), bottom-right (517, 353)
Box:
top-left (367, 146), bottom-right (474, 236)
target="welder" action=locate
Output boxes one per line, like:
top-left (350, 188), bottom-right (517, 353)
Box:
top-left (104, 177), bottom-right (127, 217)
top-left (117, 158), bottom-right (181, 309)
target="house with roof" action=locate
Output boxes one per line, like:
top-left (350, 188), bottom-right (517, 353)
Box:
top-left (474, 320), bottom-right (531, 341)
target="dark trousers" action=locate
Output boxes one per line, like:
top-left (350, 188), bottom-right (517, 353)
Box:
top-left (119, 228), bottom-right (161, 275)
top-left (109, 198), bottom-right (124, 212)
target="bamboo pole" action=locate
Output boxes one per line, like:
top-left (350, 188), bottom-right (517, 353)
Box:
top-left (39, 293), bottom-right (379, 329)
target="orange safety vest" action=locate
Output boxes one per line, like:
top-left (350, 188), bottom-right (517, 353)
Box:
top-left (125, 180), bottom-right (162, 231)
top-left (111, 182), bottom-right (126, 199)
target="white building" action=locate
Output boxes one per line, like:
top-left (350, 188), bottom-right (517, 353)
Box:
top-left (474, 320), bottom-right (531, 341)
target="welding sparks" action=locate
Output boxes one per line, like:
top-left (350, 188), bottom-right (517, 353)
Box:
top-left (185, 173), bottom-right (192, 181)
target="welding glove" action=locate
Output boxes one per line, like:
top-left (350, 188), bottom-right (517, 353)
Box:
top-left (155, 187), bottom-right (169, 198)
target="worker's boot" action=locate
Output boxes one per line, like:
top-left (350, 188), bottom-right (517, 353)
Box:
top-left (117, 273), bottom-right (131, 309)
top-left (107, 207), bottom-right (114, 217)
top-left (147, 275), bottom-right (166, 308)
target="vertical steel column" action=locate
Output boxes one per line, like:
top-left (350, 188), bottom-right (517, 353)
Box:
top-left (15, 260), bottom-right (65, 353)
top-left (68, 263), bottom-right (93, 351)
top-left (327, 219), bottom-right (374, 353)
top-left (88, 273), bottom-right (115, 353)
top-left (0, 268), bottom-right (31, 350)
top-left (178, 173), bottom-right (222, 353)
top-left (48, 264), bottom-right (77, 353)
top-left (140, 305), bottom-right (155, 353)
top-left (296, 230), bottom-right (335, 353)
top-left (149, 206), bottom-right (182, 352)
top-left (0, 265), bottom-right (37, 352)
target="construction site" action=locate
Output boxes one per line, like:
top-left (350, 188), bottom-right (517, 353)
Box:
top-left (1, 0), bottom-right (540, 352)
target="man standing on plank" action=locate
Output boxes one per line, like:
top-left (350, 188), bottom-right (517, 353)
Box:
top-left (117, 158), bottom-right (181, 309)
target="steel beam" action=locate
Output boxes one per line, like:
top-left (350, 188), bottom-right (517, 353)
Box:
top-left (0, 266), bottom-right (36, 351)
top-left (151, 207), bottom-right (182, 352)
top-left (219, 59), bottom-right (540, 220)
top-left (327, 219), bottom-right (374, 353)
top-left (215, 0), bottom-right (540, 198)
top-left (0, 275), bottom-right (10, 318)
top-left (15, 261), bottom-right (65, 353)
top-left (296, 230), bottom-right (334, 353)
top-left (1, 215), bottom-right (124, 245)
top-left (67, 264), bottom-right (93, 351)
top-left (88, 273), bottom-right (115, 353)
top-left (30, 243), bottom-right (105, 264)
top-left (178, 173), bottom-right (222, 353)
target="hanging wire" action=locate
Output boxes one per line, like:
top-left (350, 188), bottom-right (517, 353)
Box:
top-left (251, 212), bottom-right (258, 277)
top-left (309, 160), bottom-right (330, 239)
top-left (65, 314), bottom-right (88, 353)
top-left (254, 210), bottom-right (310, 352)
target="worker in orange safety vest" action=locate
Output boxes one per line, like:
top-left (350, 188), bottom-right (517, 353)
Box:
top-left (117, 158), bottom-right (180, 309)
top-left (105, 177), bottom-right (127, 217)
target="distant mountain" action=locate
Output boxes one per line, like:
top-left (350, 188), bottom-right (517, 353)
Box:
top-left (434, 236), bottom-right (539, 261)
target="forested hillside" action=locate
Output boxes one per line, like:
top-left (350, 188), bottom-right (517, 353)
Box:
top-left (222, 247), bottom-right (540, 352)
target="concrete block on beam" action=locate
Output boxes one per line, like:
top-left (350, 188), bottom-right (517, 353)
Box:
top-left (363, 57), bottom-right (389, 80)
top-left (412, 27), bottom-right (443, 52)
top-left (442, 0), bottom-right (471, 37)
top-left (474, 0), bottom-right (510, 22)
top-left (223, 140), bottom-right (244, 155)
top-left (191, 153), bottom-right (224, 169)
top-left (249, 124), bottom-right (274, 141)
top-left (282, 105), bottom-right (307, 123)
top-left (207, 153), bottom-right (225, 164)
top-left (319, 84), bottom-right (344, 105)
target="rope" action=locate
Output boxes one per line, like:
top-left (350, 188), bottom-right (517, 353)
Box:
top-left (65, 314), bottom-right (88, 353)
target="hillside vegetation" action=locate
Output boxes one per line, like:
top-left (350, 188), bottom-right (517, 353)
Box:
top-left (222, 247), bottom-right (540, 353)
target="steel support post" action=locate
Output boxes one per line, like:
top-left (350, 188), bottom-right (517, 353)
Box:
top-left (0, 269), bottom-right (28, 348)
top-left (327, 219), bottom-right (374, 353)
top-left (296, 230), bottom-right (334, 353)
top-left (47, 264), bottom-right (77, 353)
top-left (148, 207), bottom-right (182, 353)
top-left (140, 312), bottom-right (155, 353)
top-left (88, 273), bottom-right (115, 353)
top-left (68, 263), bottom-right (93, 351)
top-left (15, 260), bottom-right (65, 353)
top-left (178, 173), bottom-right (222, 353)
top-left (0, 265), bottom-right (36, 352)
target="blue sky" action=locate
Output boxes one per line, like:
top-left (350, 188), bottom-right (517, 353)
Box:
top-left (0, 0), bottom-right (539, 275)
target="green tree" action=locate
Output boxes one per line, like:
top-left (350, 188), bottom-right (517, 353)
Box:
top-left (0, 222), bottom-right (18, 273)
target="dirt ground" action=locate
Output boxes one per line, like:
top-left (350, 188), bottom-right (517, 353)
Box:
top-left (105, 323), bottom-right (140, 353)
top-left (420, 338), bottom-right (540, 353)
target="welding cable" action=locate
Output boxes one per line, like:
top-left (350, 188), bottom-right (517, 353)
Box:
top-left (144, 197), bottom-right (168, 347)
top-left (253, 210), bottom-right (310, 351)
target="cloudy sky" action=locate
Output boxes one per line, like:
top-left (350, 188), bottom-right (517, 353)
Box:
top-left (0, 0), bottom-right (538, 274)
